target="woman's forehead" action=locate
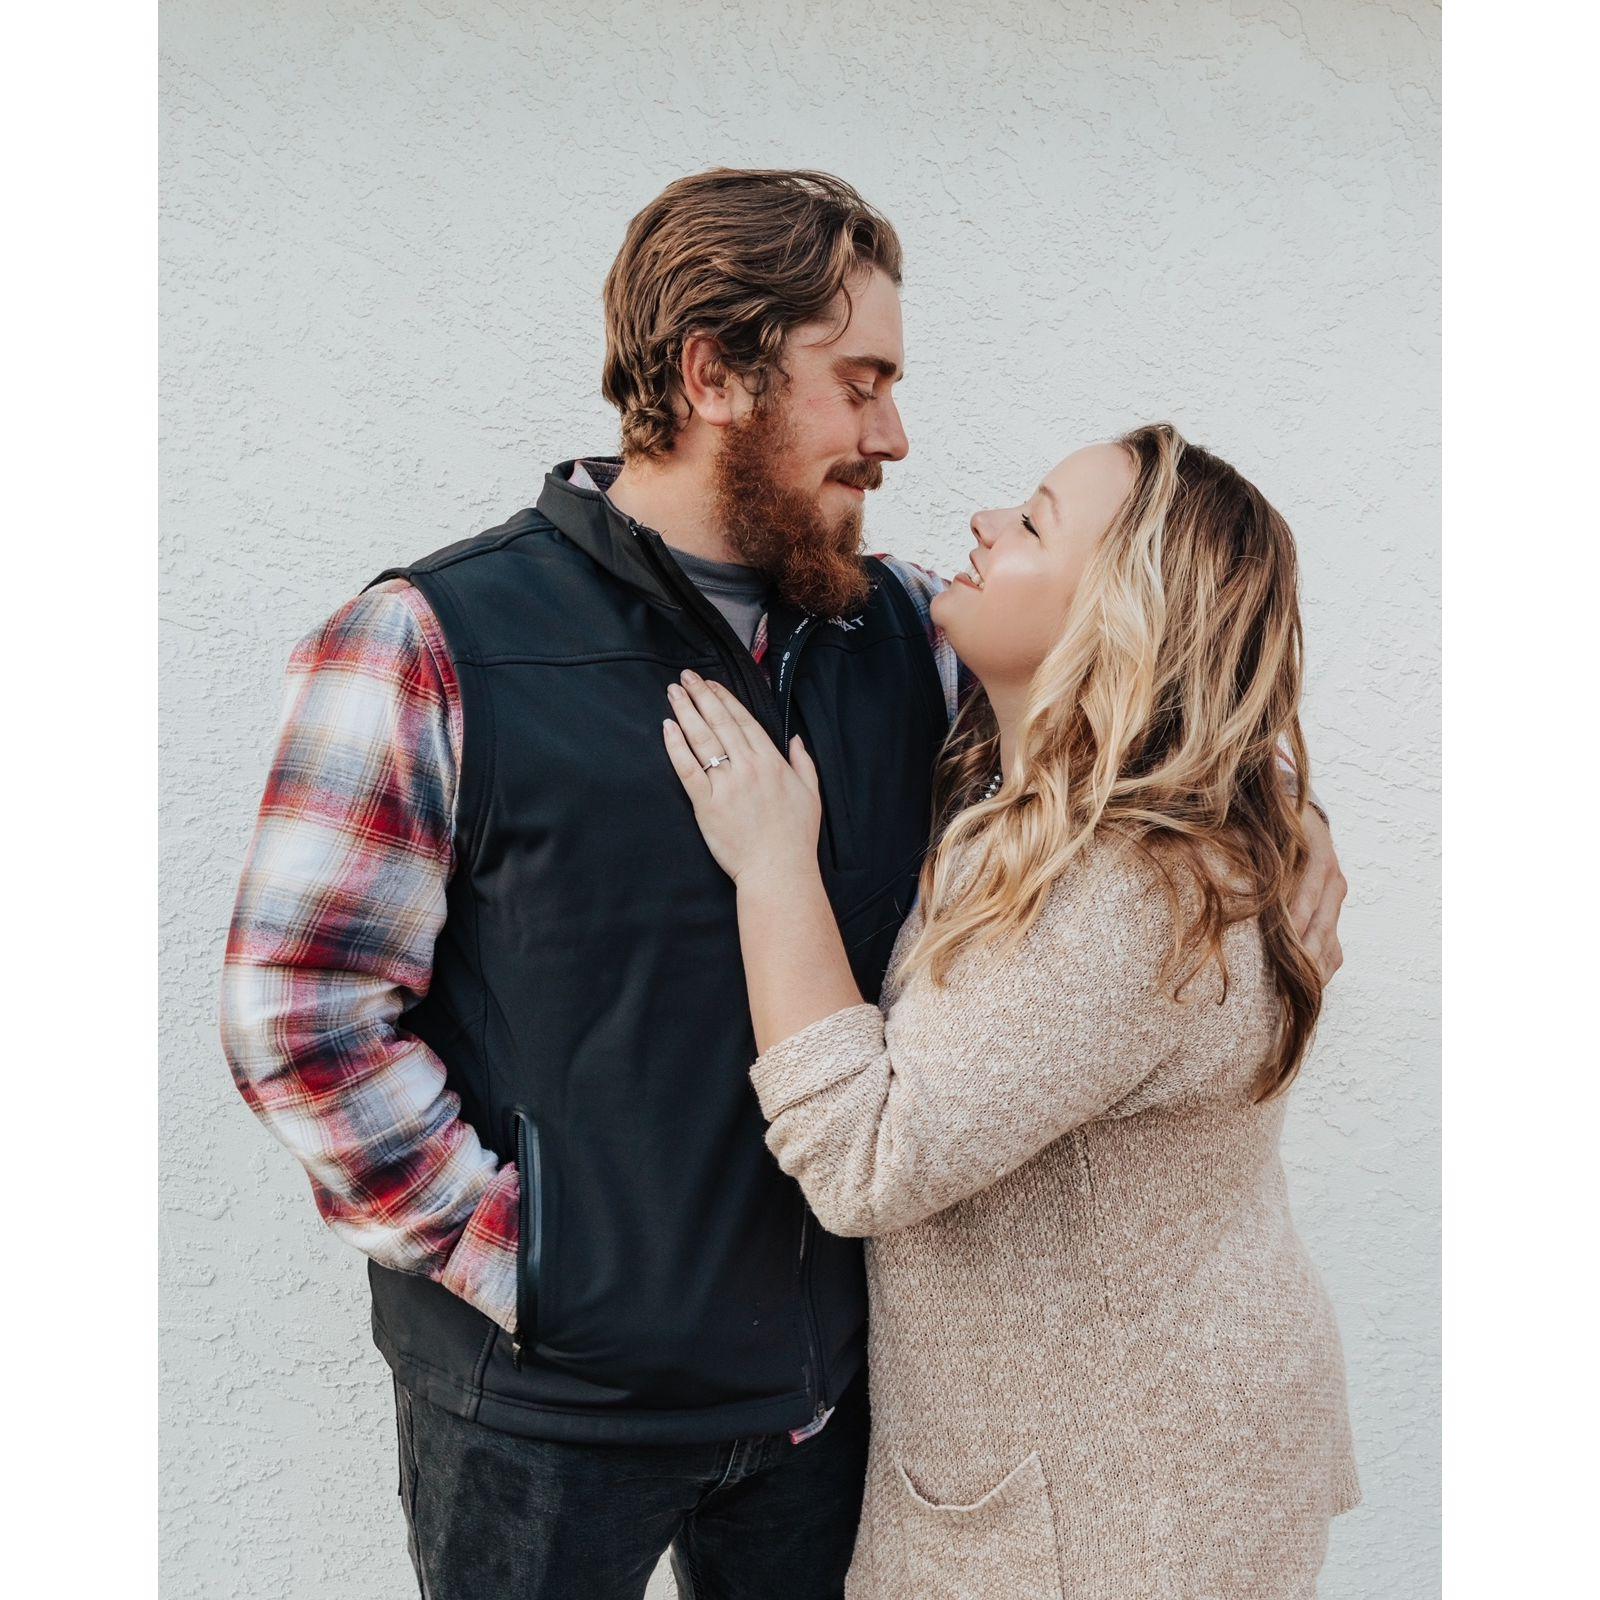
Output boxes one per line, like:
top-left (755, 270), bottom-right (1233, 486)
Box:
top-left (1040, 443), bottom-right (1136, 513)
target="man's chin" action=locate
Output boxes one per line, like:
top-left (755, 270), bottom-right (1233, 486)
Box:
top-left (784, 503), bottom-right (870, 616)
top-left (713, 414), bottom-right (873, 615)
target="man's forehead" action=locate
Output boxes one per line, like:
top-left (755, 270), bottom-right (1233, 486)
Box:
top-left (792, 273), bottom-right (904, 374)
top-left (789, 322), bottom-right (904, 380)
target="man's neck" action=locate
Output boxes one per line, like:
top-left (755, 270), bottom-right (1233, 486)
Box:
top-left (605, 453), bottom-right (743, 566)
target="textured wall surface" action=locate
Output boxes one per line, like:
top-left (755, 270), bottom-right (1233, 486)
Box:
top-left (160, 2), bottom-right (1439, 1595)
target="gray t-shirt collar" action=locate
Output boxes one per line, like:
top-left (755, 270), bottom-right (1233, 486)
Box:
top-left (571, 456), bottom-right (770, 649)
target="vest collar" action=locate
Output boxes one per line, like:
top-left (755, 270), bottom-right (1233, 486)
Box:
top-left (535, 457), bottom-right (687, 608)
top-left (534, 457), bottom-right (876, 639)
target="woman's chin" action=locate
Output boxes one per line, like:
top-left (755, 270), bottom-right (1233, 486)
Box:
top-left (931, 591), bottom-right (976, 663)
top-left (931, 581), bottom-right (969, 626)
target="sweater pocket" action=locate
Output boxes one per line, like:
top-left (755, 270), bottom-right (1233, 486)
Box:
top-left (891, 1451), bottom-right (1064, 1600)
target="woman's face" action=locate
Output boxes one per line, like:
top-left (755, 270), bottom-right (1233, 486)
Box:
top-left (930, 443), bottom-right (1137, 687)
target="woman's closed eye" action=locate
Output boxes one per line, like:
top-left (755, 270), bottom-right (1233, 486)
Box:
top-left (1021, 512), bottom-right (1041, 537)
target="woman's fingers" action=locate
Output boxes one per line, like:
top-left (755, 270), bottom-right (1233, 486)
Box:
top-left (789, 735), bottom-right (820, 797)
top-left (1292, 807), bottom-right (1342, 940)
top-left (1290, 865), bottom-right (1327, 940)
top-left (682, 673), bottom-right (759, 758)
top-left (665, 679), bottom-right (729, 770)
top-left (662, 718), bottom-right (711, 803)
top-left (664, 671), bottom-right (788, 780)
top-left (1301, 870), bottom-right (1348, 983)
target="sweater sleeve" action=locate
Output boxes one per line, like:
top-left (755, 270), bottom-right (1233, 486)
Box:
top-left (749, 848), bottom-right (1184, 1237)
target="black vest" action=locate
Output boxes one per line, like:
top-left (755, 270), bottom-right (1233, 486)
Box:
top-left (365, 461), bottom-right (947, 1443)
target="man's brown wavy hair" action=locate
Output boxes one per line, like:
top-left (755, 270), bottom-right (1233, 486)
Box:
top-left (602, 169), bottom-right (903, 460)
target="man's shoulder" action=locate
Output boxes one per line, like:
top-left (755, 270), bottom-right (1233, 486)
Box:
top-left (381, 507), bottom-right (561, 584)
top-left (868, 554), bottom-right (966, 727)
top-left (292, 578), bottom-right (454, 694)
top-left (869, 555), bottom-right (949, 642)
top-left (871, 554), bottom-right (950, 613)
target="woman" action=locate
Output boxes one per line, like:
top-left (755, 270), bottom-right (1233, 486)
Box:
top-left (661, 423), bottom-right (1360, 1598)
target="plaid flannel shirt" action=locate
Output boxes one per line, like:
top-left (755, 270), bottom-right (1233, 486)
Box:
top-left (220, 546), bottom-right (964, 1337)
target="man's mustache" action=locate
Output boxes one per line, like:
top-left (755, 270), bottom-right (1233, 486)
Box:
top-left (830, 461), bottom-right (884, 491)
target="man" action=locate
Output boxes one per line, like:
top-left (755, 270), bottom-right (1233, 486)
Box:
top-left (221, 168), bottom-right (1347, 1600)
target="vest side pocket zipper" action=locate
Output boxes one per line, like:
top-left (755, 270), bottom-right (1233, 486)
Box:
top-left (797, 1206), bottom-right (827, 1414)
top-left (510, 1110), bottom-right (543, 1370)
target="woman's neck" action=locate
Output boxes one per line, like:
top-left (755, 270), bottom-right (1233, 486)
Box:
top-left (980, 678), bottom-right (1025, 782)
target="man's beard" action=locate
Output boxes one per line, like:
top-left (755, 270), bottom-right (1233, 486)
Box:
top-left (712, 401), bottom-right (878, 618)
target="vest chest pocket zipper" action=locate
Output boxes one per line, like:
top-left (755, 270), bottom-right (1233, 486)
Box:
top-left (891, 1450), bottom-right (1065, 1599)
top-left (509, 1109), bottom-right (544, 1369)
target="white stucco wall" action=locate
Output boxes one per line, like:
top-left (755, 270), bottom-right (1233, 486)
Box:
top-left (160, 2), bottom-right (1439, 1595)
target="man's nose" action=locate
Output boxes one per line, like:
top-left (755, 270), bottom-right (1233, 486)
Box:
top-left (864, 395), bottom-right (910, 462)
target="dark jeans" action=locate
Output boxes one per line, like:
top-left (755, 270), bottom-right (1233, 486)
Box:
top-left (393, 1369), bottom-right (870, 1600)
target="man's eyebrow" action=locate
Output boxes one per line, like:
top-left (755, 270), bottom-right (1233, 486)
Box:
top-left (831, 353), bottom-right (903, 381)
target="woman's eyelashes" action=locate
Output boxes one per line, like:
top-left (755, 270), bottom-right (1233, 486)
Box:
top-left (1021, 512), bottom-right (1041, 537)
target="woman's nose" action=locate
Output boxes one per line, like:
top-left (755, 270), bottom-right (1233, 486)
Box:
top-left (970, 513), bottom-right (995, 547)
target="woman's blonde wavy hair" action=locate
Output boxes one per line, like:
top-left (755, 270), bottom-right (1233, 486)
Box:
top-left (897, 423), bottom-right (1322, 1101)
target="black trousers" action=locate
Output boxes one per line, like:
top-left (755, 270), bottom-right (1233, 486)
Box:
top-left (393, 1369), bottom-right (870, 1600)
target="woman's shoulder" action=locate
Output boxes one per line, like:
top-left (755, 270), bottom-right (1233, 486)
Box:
top-left (1037, 832), bottom-right (1177, 936)
top-left (893, 829), bottom-right (1269, 1011)
top-left (1035, 833), bottom-right (1269, 990)
top-left (1056, 829), bottom-right (1261, 908)
top-left (1037, 843), bottom-right (1276, 1101)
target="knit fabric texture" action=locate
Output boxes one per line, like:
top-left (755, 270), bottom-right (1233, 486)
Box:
top-left (751, 835), bottom-right (1360, 1599)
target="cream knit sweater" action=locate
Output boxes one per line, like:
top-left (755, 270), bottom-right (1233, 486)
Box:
top-left (750, 835), bottom-right (1360, 1600)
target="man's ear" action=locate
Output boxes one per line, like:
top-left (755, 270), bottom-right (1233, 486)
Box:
top-left (680, 335), bottom-right (745, 428)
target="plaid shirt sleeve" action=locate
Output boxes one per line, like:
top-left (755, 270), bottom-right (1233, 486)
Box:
top-left (873, 555), bottom-right (973, 726)
top-left (219, 578), bottom-right (519, 1334)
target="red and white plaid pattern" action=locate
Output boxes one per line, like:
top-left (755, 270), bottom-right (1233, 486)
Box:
top-left (220, 579), bottom-right (520, 1330)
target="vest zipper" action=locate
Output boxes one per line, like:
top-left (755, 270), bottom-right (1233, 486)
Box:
top-left (510, 1111), bottom-right (543, 1371)
top-left (774, 617), bottom-right (818, 745)
top-left (632, 516), bottom-right (830, 1413)
top-left (630, 521), bottom-right (786, 741)
top-left (787, 611), bottom-right (835, 1418)
top-left (797, 1207), bottom-right (830, 1417)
